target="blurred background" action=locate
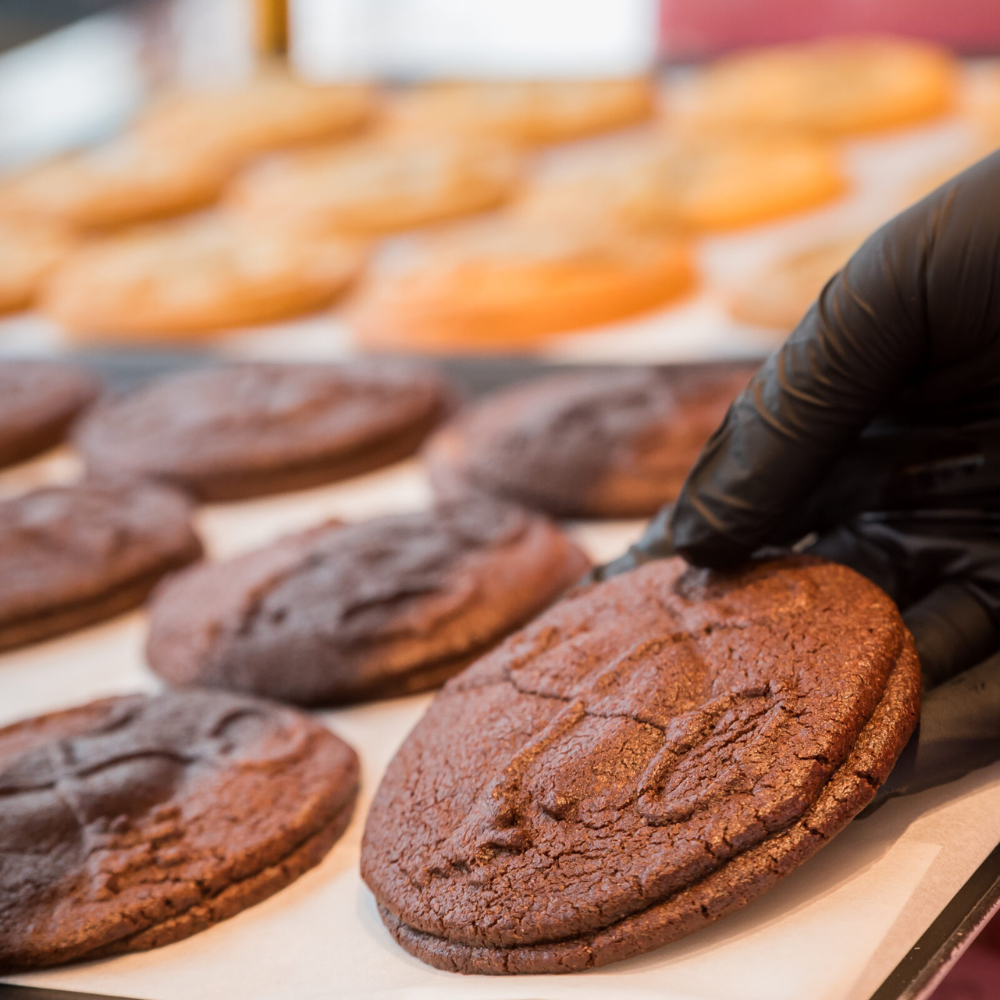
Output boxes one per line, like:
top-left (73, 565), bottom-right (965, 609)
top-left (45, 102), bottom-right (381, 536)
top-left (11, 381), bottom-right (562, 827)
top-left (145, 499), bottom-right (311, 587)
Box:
top-left (0, 0), bottom-right (997, 364)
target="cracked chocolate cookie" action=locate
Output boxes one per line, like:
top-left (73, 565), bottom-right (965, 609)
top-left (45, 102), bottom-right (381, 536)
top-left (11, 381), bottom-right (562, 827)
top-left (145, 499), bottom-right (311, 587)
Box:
top-left (147, 500), bottom-right (590, 705)
top-left (0, 689), bottom-right (359, 970)
top-left (75, 361), bottom-right (453, 501)
top-left (0, 480), bottom-right (202, 651)
top-left (361, 556), bottom-right (921, 974)
top-left (0, 360), bottom-right (100, 469)
top-left (425, 367), bottom-right (751, 518)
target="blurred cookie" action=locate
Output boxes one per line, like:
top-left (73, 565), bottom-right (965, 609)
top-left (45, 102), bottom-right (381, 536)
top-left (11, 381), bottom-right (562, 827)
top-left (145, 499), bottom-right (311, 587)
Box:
top-left (147, 500), bottom-right (590, 705)
top-left (41, 216), bottom-right (364, 341)
top-left (727, 236), bottom-right (861, 331)
top-left (137, 71), bottom-right (376, 161)
top-left (0, 480), bottom-right (201, 651)
top-left (389, 78), bottom-right (656, 145)
top-left (622, 134), bottom-right (846, 231)
top-left (683, 36), bottom-right (956, 135)
top-left (75, 361), bottom-right (453, 501)
top-left (362, 556), bottom-right (920, 973)
top-left (425, 367), bottom-right (750, 518)
top-left (352, 216), bottom-right (695, 352)
top-left (0, 136), bottom-right (233, 232)
top-left (229, 135), bottom-right (520, 236)
top-left (0, 689), bottom-right (358, 970)
top-left (0, 360), bottom-right (100, 469)
top-left (0, 218), bottom-right (76, 313)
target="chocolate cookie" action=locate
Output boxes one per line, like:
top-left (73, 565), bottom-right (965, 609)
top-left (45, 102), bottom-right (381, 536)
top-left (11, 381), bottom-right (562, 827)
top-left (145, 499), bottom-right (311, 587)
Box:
top-left (0, 689), bottom-right (359, 970)
top-left (0, 480), bottom-right (202, 651)
top-left (147, 500), bottom-right (590, 705)
top-left (425, 367), bottom-right (751, 518)
top-left (75, 361), bottom-right (453, 501)
top-left (361, 556), bottom-right (921, 974)
top-left (0, 360), bottom-right (100, 469)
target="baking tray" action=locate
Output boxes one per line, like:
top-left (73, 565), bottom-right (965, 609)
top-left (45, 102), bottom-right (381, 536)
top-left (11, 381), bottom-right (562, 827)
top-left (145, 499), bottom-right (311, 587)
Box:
top-left (1, 352), bottom-right (1000, 1000)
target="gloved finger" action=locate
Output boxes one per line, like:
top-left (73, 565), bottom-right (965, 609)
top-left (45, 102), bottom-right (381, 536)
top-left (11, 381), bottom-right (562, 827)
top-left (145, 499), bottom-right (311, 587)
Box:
top-left (670, 149), bottom-right (1000, 569)
top-left (858, 649), bottom-right (1000, 817)
top-left (903, 583), bottom-right (1000, 689)
top-left (582, 505), bottom-right (675, 583)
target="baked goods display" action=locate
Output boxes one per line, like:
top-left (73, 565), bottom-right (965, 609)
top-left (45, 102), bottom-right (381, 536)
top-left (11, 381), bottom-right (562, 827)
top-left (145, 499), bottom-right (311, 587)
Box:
top-left (229, 135), bottom-right (521, 236)
top-left (353, 215), bottom-right (696, 351)
top-left (0, 136), bottom-right (235, 232)
top-left (681, 36), bottom-right (957, 135)
top-left (425, 367), bottom-right (749, 517)
top-left (146, 500), bottom-right (589, 705)
top-left (136, 71), bottom-right (377, 161)
top-left (727, 235), bottom-right (862, 331)
top-left (0, 689), bottom-right (359, 970)
top-left (387, 78), bottom-right (657, 144)
top-left (75, 361), bottom-right (453, 500)
top-left (361, 556), bottom-right (921, 973)
top-left (40, 216), bottom-right (365, 341)
top-left (0, 480), bottom-right (201, 651)
top-left (0, 218), bottom-right (76, 313)
top-left (0, 360), bottom-right (100, 469)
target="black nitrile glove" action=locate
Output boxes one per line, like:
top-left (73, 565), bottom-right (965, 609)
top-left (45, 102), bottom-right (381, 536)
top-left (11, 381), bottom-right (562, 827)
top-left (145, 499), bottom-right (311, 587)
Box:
top-left (596, 149), bottom-right (1000, 807)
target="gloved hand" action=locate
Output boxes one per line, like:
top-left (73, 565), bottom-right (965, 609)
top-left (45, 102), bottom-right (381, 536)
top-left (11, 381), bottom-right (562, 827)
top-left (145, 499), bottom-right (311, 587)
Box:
top-left (594, 149), bottom-right (1000, 810)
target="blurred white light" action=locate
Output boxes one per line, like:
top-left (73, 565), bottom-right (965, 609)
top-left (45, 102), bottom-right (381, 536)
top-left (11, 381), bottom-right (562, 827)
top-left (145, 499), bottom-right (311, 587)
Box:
top-left (291, 0), bottom-right (659, 80)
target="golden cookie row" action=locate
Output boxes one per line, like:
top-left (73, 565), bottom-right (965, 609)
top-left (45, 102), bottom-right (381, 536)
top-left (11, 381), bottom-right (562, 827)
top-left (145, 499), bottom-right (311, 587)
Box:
top-left (0, 37), bottom-right (978, 350)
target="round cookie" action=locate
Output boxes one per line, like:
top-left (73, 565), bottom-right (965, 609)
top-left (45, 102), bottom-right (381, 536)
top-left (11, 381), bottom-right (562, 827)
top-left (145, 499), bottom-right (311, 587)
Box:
top-left (388, 78), bottom-right (657, 145)
top-left (41, 216), bottom-right (365, 342)
top-left (75, 361), bottom-right (453, 501)
top-left (682, 36), bottom-right (956, 136)
top-left (425, 367), bottom-right (750, 518)
top-left (0, 218), bottom-right (77, 313)
top-left (0, 480), bottom-right (202, 652)
top-left (727, 236), bottom-right (861, 331)
top-left (147, 500), bottom-right (590, 705)
top-left (361, 556), bottom-right (921, 974)
top-left (352, 216), bottom-right (695, 352)
top-left (0, 360), bottom-right (101, 469)
top-left (622, 133), bottom-right (846, 231)
top-left (0, 135), bottom-right (234, 232)
top-left (137, 71), bottom-right (376, 161)
top-left (229, 135), bottom-right (520, 236)
top-left (0, 689), bottom-right (358, 971)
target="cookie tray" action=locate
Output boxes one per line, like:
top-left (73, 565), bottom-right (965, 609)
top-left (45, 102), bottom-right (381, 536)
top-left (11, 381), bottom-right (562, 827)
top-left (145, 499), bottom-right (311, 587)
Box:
top-left (0, 355), bottom-right (998, 1000)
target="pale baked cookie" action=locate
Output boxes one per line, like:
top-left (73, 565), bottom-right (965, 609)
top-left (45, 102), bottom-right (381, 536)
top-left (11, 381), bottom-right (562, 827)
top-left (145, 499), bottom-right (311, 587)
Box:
top-left (229, 135), bottom-right (520, 236)
top-left (0, 217), bottom-right (76, 313)
top-left (388, 78), bottom-right (657, 145)
top-left (622, 133), bottom-right (846, 231)
top-left (42, 216), bottom-right (365, 342)
top-left (728, 236), bottom-right (862, 331)
top-left (682, 36), bottom-right (957, 136)
top-left (0, 136), bottom-right (233, 232)
top-left (352, 216), bottom-right (695, 352)
top-left (137, 71), bottom-right (377, 161)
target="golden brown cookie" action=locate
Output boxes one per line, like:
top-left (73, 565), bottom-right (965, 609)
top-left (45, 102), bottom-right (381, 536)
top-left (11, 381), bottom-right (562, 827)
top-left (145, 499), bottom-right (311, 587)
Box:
top-left (622, 133), bottom-right (846, 231)
top-left (682, 36), bottom-right (957, 136)
top-left (352, 216), bottom-right (695, 352)
top-left (0, 136), bottom-right (233, 232)
top-left (388, 78), bottom-right (657, 145)
top-left (0, 217), bottom-right (76, 313)
top-left (42, 216), bottom-right (365, 342)
top-left (229, 135), bottom-right (520, 236)
top-left (727, 236), bottom-right (862, 331)
top-left (137, 70), bottom-right (377, 161)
